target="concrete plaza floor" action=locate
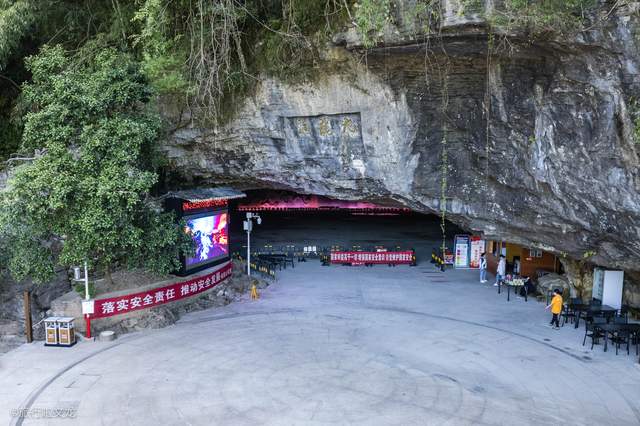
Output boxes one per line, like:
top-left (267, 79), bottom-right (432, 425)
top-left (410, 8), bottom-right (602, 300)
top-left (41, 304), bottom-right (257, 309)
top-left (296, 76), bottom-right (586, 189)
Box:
top-left (2, 260), bottom-right (640, 426)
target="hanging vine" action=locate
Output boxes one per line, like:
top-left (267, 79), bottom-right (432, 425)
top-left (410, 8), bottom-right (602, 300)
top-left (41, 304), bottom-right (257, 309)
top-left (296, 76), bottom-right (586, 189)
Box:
top-left (483, 30), bottom-right (494, 215)
top-left (439, 61), bottom-right (450, 260)
top-left (397, 0), bottom-right (450, 259)
top-left (132, 0), bottom-right (353, 126)
top-left (440, 121), bottom-right (448, 258)
top-left (408, 0), bottom-right (450, 260)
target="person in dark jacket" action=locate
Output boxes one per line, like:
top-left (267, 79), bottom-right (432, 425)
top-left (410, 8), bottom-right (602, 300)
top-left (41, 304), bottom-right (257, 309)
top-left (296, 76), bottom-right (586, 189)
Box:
top-left (479, 253), bottom-right (488, 283)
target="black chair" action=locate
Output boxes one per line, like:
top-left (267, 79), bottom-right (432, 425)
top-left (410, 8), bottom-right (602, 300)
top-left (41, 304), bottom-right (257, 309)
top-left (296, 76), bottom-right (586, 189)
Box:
top-left (561, 298), bottom-right (582, 326)
top-left (583, 317), bottom-right (607, 349)
top-left (614, 315), bottom-right (628, 325)
top-left (632, 330), bottom-right (640, 356)
top-left (561, 304), bottom-right (576, 327)
top-left (610, 327), bottom-right (631, 355)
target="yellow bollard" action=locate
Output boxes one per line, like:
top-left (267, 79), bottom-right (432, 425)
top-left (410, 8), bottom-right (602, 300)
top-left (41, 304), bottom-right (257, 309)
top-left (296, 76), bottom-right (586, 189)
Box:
top-left (251, 282), bottom-right (259, 300)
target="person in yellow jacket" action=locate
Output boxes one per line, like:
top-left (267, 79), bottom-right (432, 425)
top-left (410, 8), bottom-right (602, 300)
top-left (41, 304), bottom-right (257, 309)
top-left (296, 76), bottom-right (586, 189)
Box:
top-left (546, 288), bottom-right (563, 329)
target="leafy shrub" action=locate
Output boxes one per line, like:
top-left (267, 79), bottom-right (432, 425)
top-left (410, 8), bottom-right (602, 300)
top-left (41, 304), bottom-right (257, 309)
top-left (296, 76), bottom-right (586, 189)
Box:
top-left (74, 281), bottom-right (96, 299)
top-left (355, 0), bottom-right (391, 48)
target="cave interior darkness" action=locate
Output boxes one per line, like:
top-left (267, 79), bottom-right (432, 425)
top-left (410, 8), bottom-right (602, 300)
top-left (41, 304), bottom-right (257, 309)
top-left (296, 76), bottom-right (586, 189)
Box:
top-left (228, 189), bottom-right (467, 264)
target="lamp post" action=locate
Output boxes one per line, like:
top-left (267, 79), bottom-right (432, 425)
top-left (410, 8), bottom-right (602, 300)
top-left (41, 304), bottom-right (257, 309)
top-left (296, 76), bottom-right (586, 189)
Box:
top-left (243, 212), bottom-right (262, 276)
top-left (72, 261), bottom-right (90, 301)
top-left (73, 261), bottom-right (93, 338)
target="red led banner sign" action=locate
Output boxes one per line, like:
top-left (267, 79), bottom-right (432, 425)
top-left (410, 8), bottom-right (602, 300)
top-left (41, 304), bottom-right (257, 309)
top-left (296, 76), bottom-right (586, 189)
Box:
top-left (182, 199), bottom-right (228, 211)
top-left (330, 251), bottom-right (414, 265)
top-left (238, 194), bottom-right (410, 212)
top-left (91, 262), bottom-right (233, 319)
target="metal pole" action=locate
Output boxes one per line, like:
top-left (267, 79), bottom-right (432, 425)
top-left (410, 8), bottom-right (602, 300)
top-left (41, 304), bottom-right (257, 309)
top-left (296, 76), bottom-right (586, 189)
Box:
top-left (84, 261), bottom-right (89, 300)
top-left (23, 291), bottom-right (32, 343)
top-left (84, 261), bottom-right (92, 338)
top-left (85, 315), bottom-right (91, 339)
top-left (247, 228), bottom-right (251, 276)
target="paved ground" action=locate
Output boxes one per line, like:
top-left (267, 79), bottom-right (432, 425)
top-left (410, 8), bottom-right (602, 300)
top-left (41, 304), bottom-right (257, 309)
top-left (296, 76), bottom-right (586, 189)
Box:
top-left (2, 259), bottom-right (640, 425)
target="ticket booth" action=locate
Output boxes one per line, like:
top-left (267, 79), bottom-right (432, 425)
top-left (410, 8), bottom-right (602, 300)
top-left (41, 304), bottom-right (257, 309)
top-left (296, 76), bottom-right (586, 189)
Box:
top-left (44, 317), bottom-right (59, 346)
top-left (56, 317), bottom-right (76, 347)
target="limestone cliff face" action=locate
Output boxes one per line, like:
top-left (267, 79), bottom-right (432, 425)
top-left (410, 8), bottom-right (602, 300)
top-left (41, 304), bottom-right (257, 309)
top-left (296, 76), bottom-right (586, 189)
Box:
top-left (163, 2), bottom-right (640, 299)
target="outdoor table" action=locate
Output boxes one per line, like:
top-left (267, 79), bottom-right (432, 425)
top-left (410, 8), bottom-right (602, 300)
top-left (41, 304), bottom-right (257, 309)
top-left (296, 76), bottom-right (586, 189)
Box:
top-left (503, 279), bottom-right (527, 302)
top-left (596, 323), bottom-right (640, 353)
top-left (498, 278), bottom-right (528, 302)
top-left (573, 304), bottom-right (617, 329)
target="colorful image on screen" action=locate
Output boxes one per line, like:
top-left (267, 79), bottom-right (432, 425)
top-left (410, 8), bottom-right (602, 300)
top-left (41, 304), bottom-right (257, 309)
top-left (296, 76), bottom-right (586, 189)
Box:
top-left (184, 212), bottom-right (229, 269)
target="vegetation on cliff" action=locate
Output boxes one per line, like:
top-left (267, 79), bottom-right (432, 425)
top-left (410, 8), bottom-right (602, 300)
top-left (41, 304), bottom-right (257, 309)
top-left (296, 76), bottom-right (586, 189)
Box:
top-left (0, 0), bottom-right (634, 285)
top-left (0, 46), bottom-right (191, 283)
top-left (0, 0), bottom-right (353, 284)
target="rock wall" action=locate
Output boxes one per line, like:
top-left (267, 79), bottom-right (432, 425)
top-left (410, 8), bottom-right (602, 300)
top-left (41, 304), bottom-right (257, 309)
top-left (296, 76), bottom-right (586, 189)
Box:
top-left (0, 269), bottom-right (71, 352)
top-left (163, 2), bottom-right (640, 304)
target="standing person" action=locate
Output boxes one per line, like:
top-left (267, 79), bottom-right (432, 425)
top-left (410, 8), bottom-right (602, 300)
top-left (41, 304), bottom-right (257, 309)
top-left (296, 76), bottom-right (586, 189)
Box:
top-left (479, 253), bottom-right (488, 283)
top-left (494, 255), bottom-right (506, 286)
top-left (546, 288), bottom-right (563, 329)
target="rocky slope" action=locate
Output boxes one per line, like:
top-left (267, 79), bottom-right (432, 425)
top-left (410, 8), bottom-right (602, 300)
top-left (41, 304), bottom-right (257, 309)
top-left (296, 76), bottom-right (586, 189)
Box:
top-left (0, 269), bottom-right (70, 352)
top-left (163, 1), bottom-right (640, 302)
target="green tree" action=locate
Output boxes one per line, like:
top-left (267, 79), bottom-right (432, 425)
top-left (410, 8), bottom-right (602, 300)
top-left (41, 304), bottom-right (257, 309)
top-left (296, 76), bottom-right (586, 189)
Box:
top-left (0, 0), bottom-right (38, 71)
top-left (0, 45), bottom-right (190, 283)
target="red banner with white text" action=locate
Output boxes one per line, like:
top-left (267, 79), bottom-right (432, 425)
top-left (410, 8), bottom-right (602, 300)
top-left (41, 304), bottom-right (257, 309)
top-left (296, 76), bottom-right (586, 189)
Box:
top-left (91, 262), bottom-right (233, 318)
top-left (330, 251), bottom-right (414, 265)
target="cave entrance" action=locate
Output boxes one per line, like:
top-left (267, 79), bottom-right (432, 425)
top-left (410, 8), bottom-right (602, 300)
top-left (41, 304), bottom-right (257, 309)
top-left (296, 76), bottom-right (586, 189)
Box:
top-left (229, 190), bottom-right (466, 269)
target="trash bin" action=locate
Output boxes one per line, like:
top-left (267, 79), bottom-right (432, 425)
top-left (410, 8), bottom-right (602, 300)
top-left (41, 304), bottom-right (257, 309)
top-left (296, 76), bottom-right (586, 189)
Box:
top-left (44, 317), bottom-right (59, 346)
top-left (56, 317), bottom-right (76, 347)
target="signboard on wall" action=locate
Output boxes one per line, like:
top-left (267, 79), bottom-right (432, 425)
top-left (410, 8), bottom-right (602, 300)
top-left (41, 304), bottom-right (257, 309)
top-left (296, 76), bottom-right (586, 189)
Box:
top-left (469, 237), bottom-right (485, 269)
top-left (454, 235), bottom-right (470, 268)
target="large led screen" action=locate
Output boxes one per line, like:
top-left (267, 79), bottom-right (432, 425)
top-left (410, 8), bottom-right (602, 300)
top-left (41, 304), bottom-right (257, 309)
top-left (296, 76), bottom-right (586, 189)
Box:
top-left (184, 211), bottom-right (229, 270)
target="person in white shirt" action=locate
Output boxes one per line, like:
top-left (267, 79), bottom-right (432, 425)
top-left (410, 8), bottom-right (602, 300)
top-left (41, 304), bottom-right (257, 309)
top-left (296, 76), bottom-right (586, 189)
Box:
top-left (479, 253), bottom-right (488, 283)
top-left (494, 255), bottom-right (506, 286)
